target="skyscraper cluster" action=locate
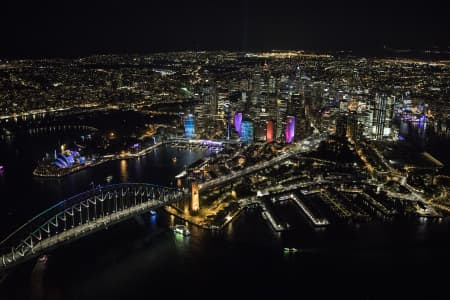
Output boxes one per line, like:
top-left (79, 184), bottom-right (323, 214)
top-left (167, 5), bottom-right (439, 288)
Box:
top-left (184, 63), bottom-right (313, 143)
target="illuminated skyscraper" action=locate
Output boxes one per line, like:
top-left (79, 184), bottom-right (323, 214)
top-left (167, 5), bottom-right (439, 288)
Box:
top-left (234, 112), bottom-right (243, 135)
top-left (371, 94), bottom-right (394, 140)
top-left (285, 116), bottom-right (295, 143)
top-left (251, 72), bottom-right (262, 106)
top-left (290, 92), bottom-right (304, 139)
top-left (266, 120), bottom-right (274, 142)
top-left (276, 98), bottom-right (287, 139)
top-left (241, 120), bottom-right (254, 143)
top-left (184, 114), bottom-right (195, 138)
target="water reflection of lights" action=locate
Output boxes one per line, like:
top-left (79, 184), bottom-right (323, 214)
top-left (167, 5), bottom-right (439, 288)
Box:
top-left (226, 220), bottom-right (234, 236)
top-left (120, 159), bottom-right (128, 182)
top-left (174, 232), bottom-right (190, 243)
top-left (150, 214), bottom-right (157, 224)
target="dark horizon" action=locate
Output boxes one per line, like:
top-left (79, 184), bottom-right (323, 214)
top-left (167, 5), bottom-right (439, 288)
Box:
top-left (1, 0), bottom-right (449, 59)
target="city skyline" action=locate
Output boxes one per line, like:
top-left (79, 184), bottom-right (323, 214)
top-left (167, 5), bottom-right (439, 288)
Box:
top-left (0, 2), bottom-right (449, 297)
top-left (0, 49), bottom-right (449, 299)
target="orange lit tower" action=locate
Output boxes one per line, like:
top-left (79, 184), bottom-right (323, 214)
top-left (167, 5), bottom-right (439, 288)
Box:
top-left (191, 181), bottom-right (200, 212)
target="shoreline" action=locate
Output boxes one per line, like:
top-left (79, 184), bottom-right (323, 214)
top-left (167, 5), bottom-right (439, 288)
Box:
top-left (164, 204), bottom-right (245, 231)
top-left (33, 142), bottom-right (163, 178)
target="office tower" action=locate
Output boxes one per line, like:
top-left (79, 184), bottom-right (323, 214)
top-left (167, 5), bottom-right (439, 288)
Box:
top-left (224, 103), bottom-right (232, 140)
top-left (251, 72), bottom-right (262, 106)
top-left (268, 76), bottom-right (276, 94)
top-left (254, 121), bottom-right (267, 142)
top-left (285, 116), bottom-right (295, 143)
top-left (266, 120), bottom-right (274, 142)
top-left (371, 94), bottom-right (394, 140)
top-left (348, 111), bottom-right (360, 139)
top-left (234, 112), bottom-right (243, 136)
top-left (276, 98), bottom-right (288, 140)
top-left (184, 114), bottom-right (195, 138)
top-left (241, 120), bottom-right (254, 143)
top-left (290, 92), bottom-right (304, 139)
top-left (336, 114), bottom-right (348, 138)
top-left (202, 85), bottom-right (217, 116)
top-left (194, 99), bottom-right (208, 137)
top-left (217, 90), bottom-right (228, 119)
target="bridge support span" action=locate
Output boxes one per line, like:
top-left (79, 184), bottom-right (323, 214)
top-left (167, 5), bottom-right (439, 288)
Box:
top-left (0, 183), bottom-right (185, 270)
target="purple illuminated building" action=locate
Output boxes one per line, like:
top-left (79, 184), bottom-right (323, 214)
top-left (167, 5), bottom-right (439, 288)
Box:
top-left (285, 116), bottom-right (295, 143)
top-left (234, 112), bottom-right (243, 135)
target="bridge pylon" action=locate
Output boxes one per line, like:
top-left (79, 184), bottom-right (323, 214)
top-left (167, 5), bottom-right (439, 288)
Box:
top-left (191, 181), bottom-right (200, 212)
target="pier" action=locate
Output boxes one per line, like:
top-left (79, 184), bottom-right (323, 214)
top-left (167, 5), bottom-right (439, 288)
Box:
top-left (288, 194), bottom-right (330, 226)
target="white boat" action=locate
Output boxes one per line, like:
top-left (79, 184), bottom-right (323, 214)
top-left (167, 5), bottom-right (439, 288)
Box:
top-left (38, 254), bottom-right (48, 264)
top-left (283, 247), bottom-right (299, 253)
top-left (172, 224), bottom-right (191, 236)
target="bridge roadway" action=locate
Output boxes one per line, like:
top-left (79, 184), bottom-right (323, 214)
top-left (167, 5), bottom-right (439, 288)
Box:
top-left (0, 183), bottom-right (185, 270)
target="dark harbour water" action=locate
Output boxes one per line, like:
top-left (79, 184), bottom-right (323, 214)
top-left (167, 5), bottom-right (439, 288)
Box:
top-left (1, 133), bottom-right (450, 299)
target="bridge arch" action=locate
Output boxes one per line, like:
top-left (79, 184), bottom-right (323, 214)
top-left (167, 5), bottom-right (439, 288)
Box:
top-left (0, 183), bottom-right (186, 270)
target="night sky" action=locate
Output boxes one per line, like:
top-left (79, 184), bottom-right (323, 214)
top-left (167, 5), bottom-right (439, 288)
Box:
top-left (1, 0), bottom-right (448, 58)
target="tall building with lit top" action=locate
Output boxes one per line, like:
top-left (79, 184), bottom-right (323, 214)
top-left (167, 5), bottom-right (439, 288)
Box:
top-left (371, 94), bottom-right (394, 140)
top-left (285, 116), bottom-right (295, 143)
top-left (241, 121), bottom-right (254, 143)
top-left (184, 114), bottom-right (195, 138)
top-left (289, 93), bottom-right (304, 139)
top-left (276, 98), bottom-right (287, 139)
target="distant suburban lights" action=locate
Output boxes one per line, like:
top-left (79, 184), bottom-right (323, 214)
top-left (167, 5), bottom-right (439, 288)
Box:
top-left (234, 112), bottom-right (243, 135)
top-left (285, 116), bottom-right (295, 143)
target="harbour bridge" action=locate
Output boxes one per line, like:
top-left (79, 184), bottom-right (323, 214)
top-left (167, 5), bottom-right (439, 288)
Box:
top-left (24, 124), bottom-right (99, 136)
top-left (0, 183), bottom-right (186, 270)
